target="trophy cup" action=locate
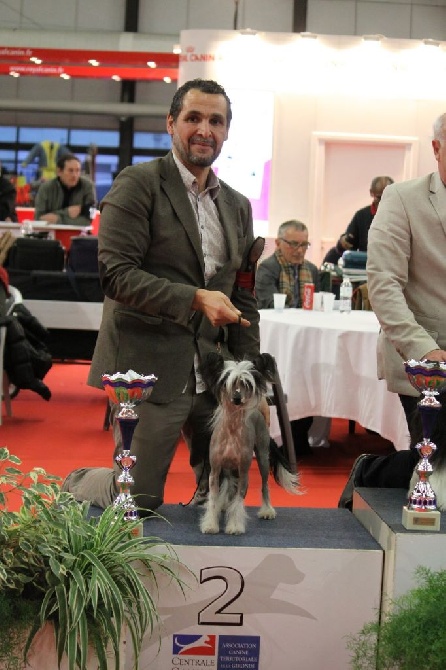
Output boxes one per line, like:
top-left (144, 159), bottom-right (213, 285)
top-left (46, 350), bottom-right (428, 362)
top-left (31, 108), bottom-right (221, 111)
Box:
top-left (102, 370), bottom-right (157, 525)
top-left (402, 359), bottom-right (446, 531)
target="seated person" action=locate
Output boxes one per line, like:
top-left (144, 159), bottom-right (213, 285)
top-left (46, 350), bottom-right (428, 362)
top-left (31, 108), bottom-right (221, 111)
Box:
top-left (255, 219), bottom-right (320, 308)
top-left (338, 403), bottom-right (446, 511)
top-left (0, 169), bottom-right (18, 222)
top-left (255, 219), bottom-right (320, 457)
top-left (34, 153), bottom-right (96, 227)
top-left (336, 175), bottom-right (394, 254)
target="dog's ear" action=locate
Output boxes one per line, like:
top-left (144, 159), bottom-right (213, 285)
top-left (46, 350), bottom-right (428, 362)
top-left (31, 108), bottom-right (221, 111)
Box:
top-left (252, 353), bottom-right (277, 382)
top-left (200, 352), bottom-right (226, 390)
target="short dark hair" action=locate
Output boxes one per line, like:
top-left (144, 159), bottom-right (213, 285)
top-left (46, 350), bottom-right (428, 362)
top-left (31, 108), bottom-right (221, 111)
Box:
top-left (370, 176), bottom-right (393, 193)
top-left (169, 79), bottom-right (232, 127)
top-left (57, 153), bottom-right (81, 170)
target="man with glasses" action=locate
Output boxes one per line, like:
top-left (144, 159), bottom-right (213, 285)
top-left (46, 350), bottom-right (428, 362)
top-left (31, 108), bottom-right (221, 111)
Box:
top-left (255, 220), bottom-right (320, 457)
top-left (255, 220), bottom-right (319, 309)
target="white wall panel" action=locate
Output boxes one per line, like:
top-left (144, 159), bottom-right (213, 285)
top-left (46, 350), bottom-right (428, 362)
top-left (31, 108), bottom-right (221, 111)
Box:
top-left (243, 0), bottom-right (294, 32)
top-left (307, 1), bottom-right (357, 36)
top-left (76, 0), bottom-right (125, 32)
top-left (22, 0), bottom-right (77, 31)
top-left (72, 79), bottom-right (121, 104)
top-left (357, 2), bottom-right (411, 38)
top-left (412, 5), bottom-right (446, 40)
top-left (138, 0), bottom-right (189, 35)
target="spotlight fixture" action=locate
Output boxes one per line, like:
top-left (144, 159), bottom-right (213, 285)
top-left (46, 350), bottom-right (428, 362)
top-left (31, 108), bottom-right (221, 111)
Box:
top-left (163, 76), bottom-right (172, 83)
top-left (111, 75), bottom-right (121, 81)
top-left (60, 73), bottom-right (71, 80)
top-left (172, 44), bottom-right (181, 54)
top-left (9, 71), bottom-right (20, 77)
top-left (362, 34), bottom-right (384, 42)
top-left (146, 61), bottom-right (156, 68)
top-left (422, 38), bottom-right (440, 47)
top-left (88, 59), bottom-right (100, 66)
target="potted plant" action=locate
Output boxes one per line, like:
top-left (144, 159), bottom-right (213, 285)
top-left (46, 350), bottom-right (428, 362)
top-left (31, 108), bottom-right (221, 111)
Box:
top-left (347, 565), bottom-right (446, 670)
top-left (0, 447), bottom-right (189, 670)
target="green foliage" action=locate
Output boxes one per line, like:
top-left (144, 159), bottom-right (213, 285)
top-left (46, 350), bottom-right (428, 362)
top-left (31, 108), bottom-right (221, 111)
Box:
top-left (0, 447), bottom-right (190, 670)
top-left (348, 566), bottom-right (446, 669)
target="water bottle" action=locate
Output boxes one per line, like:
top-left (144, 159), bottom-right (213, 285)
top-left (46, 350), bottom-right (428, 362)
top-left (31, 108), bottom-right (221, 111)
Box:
top-left (339, 276), bottom-right (352, 313)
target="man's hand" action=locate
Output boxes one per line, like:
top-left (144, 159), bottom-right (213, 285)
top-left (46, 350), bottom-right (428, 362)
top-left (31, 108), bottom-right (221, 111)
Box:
top-left (39, 213), bottom-right (59, 224)
top-left (192, 289), bottom-right (251, 327)
top-left (67, 205), bottom-right (81, 218)
top-left (422, 349), bottom-right (446, 362)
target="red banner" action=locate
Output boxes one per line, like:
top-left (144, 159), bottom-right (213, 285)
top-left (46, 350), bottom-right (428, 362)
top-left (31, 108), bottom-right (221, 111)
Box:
top-left (1, 63), bottom-right (178, 81)
top-left (0, 46), bottom-right (179, 68)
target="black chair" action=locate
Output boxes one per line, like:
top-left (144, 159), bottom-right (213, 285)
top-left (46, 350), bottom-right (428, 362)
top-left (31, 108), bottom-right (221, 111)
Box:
top-left (6, 237), bottom-right (65, 272)
top-left (66, 236), bottom-right (99, 273)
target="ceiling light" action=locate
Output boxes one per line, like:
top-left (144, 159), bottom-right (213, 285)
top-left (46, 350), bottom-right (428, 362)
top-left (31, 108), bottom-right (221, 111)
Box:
top-left (111, 74), bottom-right (121, 81)
top-left (10, 71), bottom-right (20, 77)
top-left (172, 44), bottom-right (181, 54)
top-left (30, 56), bottom-right (42, 64)
top-left (147, 61), bottom-right (156, 68)
top-left (88, 59), bottom-right (100, 66)
top-left (163, 76), bottom-right (172, 83)
top-left (60, 73), bottom-right (71, 80)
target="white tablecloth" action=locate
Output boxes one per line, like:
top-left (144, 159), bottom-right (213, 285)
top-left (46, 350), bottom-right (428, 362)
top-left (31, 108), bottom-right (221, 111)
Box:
top-left (259, 309), bottom-right (410, 451)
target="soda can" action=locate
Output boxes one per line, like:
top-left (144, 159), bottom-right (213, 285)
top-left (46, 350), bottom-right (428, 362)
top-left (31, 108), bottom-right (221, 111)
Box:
top-left (303, 283), bottom-right (315, 310)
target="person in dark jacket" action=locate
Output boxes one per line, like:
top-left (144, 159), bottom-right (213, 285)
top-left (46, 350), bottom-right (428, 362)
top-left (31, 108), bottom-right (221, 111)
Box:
top-left (0, 173), bottom-right (18, 222)
top-left (0, 269), bottom-right (52, 401)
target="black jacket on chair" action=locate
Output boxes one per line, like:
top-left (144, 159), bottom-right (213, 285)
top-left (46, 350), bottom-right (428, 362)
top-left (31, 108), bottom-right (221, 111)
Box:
top-left (3, 303), bottom-right (52, 399)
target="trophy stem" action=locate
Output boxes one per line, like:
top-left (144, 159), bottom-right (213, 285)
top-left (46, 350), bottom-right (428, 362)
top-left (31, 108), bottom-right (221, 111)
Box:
top-left (115, 415), bottom-right (139, 523)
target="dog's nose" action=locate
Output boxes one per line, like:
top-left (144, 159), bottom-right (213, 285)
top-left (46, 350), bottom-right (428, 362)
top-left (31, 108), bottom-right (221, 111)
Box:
top-left (233, 390), bottom-right (242, 405)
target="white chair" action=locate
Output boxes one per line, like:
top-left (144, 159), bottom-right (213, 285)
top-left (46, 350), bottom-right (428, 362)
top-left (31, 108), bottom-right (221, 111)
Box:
top-left (0, 285), bottom-right (22, 424)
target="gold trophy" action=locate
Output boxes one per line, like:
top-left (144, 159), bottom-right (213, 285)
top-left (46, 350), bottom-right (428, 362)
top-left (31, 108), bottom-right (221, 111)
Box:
top-left (402, 360), bottom-right (446, 531)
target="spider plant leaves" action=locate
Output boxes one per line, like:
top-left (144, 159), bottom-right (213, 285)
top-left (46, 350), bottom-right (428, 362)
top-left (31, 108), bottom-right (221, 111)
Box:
top-left (0, 449), bottom-right (193, 670)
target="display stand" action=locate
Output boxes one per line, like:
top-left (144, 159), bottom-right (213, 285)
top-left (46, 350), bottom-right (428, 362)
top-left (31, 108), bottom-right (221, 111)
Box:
top-left (353, 487), bottom-right (446, 613)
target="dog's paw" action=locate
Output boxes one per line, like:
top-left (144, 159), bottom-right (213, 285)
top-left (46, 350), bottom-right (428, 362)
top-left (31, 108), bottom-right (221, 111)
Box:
top-left (258, 505), bottom-right (276, 520)
top-left (225, 520), bottom-right (246, 535)
top-left (200, 520), bottom-right (220, 534)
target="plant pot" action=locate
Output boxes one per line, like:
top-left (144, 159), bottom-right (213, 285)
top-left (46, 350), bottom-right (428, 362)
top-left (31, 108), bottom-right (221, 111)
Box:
top-left (1, 623), bottom-right (124, 670)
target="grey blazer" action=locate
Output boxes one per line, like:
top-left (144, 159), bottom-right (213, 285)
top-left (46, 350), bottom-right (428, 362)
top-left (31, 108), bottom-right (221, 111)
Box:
top-left (88, 152), bottom-right (260, 403)
top-left (367, 172), bottom-right (446, 395)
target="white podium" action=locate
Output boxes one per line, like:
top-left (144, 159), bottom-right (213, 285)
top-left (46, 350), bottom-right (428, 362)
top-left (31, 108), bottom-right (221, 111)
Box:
top-left (122, 504), bottom-right (383, 670)
top-left (353, 488), bottom-right (446, 613)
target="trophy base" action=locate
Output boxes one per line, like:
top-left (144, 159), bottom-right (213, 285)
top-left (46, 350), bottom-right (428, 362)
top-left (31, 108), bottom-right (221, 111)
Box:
top-left (402, 505), bottom-right (441, 531)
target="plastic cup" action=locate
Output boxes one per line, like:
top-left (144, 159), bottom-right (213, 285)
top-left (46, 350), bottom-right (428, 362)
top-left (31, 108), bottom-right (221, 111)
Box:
top-left (273, 293), bottom-right (286, 310)
top-left (322, 292), bottom-right (335, 312)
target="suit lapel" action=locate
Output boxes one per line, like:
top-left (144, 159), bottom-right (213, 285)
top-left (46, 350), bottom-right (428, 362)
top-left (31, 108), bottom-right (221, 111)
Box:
top-left (215, 185), bottom-right (238, 264)
top-left (429, 172), bottom-right (446, 236)
top-left (159, 153), bottom-right (205, 273)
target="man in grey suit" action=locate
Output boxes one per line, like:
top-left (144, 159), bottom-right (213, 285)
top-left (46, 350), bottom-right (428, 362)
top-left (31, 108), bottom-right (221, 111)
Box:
top-left (368, 111), bottom-right (446, 428)
top-left (63, 79), bottom-right (264, 514)
top-left (338, 111), bottom-right (446, 508)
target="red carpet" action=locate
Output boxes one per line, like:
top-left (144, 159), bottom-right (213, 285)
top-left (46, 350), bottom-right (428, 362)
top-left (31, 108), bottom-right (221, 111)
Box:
top-left (1, 362), bottom-right (395, 510)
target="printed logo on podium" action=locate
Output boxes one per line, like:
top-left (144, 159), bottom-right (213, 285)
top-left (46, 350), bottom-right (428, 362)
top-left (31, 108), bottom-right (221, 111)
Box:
top-left (173, 634), bottom-right (216, 656)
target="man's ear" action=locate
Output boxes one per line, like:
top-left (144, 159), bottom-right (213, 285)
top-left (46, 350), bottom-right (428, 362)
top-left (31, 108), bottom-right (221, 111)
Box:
top-left (166, 114), bottom-right (174, 136)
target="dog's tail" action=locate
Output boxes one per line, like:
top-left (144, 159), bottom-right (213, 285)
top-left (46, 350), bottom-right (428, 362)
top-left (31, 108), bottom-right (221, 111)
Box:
top-left (269, 438), bottom-right (302, 495)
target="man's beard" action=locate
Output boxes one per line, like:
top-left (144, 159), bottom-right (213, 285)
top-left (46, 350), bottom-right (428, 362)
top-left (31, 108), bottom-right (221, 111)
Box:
top-left (173, 136), bottom-right (220, 168)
